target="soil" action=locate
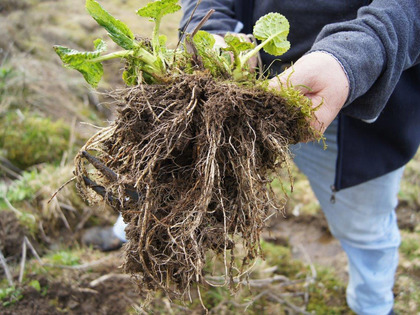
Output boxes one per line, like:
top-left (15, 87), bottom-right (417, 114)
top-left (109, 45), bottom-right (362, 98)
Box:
top-left (0, 268), bottom-right (140, 315)
top-left (397, 202), bottom-right (420, 231)
top-left (265, 210), bottom-right (349, 282)
top-left (0, 211), bottom-right (26, 261)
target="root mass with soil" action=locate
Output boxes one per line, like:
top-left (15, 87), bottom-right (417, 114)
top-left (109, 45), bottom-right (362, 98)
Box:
top-left (75, 74), bottom-right (314, 299)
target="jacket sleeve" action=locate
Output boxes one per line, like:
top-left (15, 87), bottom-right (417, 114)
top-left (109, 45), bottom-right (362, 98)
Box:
top-left (180, 0), bottom-right (242, 34)
top-left (309, 0), bottom-right (420, 120)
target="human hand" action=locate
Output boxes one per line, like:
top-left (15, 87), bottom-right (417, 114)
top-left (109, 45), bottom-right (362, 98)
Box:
top-left (269, 52), bottom-right (350, 134)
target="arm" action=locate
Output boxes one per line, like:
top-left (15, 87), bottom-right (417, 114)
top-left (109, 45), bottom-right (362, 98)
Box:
top-left (180, 0), bottom-right (242, 34)
top-left (308, 0), bottom-right (420, 121)
top-left (270, 0), bottom-right (420, 133)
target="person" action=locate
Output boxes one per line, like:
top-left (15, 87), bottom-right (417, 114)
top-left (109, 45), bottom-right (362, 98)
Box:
top-left (83, 0), bottom-right (420, 313)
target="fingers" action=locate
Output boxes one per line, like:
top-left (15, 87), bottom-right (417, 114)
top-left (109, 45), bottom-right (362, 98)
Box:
top-left (269, 52), bottom-right (350, 134)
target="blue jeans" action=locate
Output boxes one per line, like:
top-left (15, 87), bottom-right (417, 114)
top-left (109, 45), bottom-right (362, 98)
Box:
top-left (291, 119), bottom-right (404, 315)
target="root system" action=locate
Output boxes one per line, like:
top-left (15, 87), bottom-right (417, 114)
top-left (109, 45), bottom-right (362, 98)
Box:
top-left (74, 74), bottom-right (316, 300)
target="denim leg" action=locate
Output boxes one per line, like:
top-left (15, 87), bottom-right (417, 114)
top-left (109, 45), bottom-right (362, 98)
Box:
top-left (113, 214), bottom-right (127, 242)
top-left (291, 119), bottom-right (404, 315)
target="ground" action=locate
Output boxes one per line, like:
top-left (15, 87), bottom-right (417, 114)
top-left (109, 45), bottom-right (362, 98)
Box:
top-left (1, 0), bottom-right (419, 314)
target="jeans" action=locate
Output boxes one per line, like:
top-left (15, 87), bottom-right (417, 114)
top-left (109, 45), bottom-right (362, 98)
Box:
top-left (291, 119), bottom-right (404, 315)
top-left (113, 213), bottom-right (127, 242)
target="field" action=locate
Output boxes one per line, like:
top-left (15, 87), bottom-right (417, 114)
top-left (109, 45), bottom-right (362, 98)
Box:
top-left (0, 1), bottom-right (419, 314)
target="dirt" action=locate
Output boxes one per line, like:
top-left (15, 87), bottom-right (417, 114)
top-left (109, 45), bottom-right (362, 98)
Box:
top-left (265, 210), bottom-right (349, 282)
top-left (397, 203), bottom-right (420, 231)
top-left (0, 271), bottom-right (139, 315)
top-left (0, 211), bottom-right (27, 261)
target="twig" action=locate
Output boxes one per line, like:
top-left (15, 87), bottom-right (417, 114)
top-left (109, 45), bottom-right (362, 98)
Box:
top-left (0, 162), bottom-right (22, 180)
top-left (43, 254), bottom-right (117, 271)
top-left (24, 236), bottom-right (42, 262)
top-left (89, 273), bottom-right (131, 287)
top-left (244, 289), bottom-right (270, 311)
top-left (57, 203), bottom-right (72, 231)
top-left (297, 243), bottom-right (317, 308)
top-left (77, 287), bottom-right (99, 294)
top-left (47, 176), bottom-right (76, 204)
top-left (0, 248), bottom-right (14, 287)
top-left (18, 238), bottom-right (27, 283)
top-left (75, 208), bottom-right (93, 231)
top-left (267, 292), bottom-right (312, 315)
top-left (3, 194), bottom-right (23, 217)
top-left (206, 274), bottom-right (289, 287)
top-left (297, 243), bottom-right (317, 280)
top-left (175, 0), bottom-right (202, 51)
top-left (190, 9), bottom-right (215, 38)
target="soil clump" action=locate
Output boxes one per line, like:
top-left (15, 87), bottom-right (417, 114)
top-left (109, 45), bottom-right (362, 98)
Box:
top-left (75, 74), bottom-right (315, 298)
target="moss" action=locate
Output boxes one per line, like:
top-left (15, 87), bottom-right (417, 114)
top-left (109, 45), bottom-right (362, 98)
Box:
top-left (0, 111), bottom-right (70, 169)
top-left (306, 267), bottom-right (350, 314)
top-left (260, 240), bottom-right (305, 277)
top-left (400, 235), bottom-right (420, 260)
top-left (394, 275), bottom-right (420, 313)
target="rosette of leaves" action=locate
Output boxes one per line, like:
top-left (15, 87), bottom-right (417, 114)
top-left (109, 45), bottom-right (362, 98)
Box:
top-left (53, 0), bottom-right (291, 87)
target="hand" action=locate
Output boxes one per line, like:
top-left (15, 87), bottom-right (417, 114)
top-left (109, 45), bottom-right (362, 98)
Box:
top-left (269, 52), bottom-right (350, 134)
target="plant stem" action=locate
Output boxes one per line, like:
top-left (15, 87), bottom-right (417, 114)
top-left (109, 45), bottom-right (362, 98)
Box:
top-left (240, 32), bottom-right (281, 67)
top-left (89, 50), bottom-right (133, 62)
top-left (152, 18), bottom-right (161, 57)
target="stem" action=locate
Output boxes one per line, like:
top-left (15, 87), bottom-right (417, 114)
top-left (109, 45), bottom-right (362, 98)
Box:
top-left (240, 32), bottom-right (281, 67)
top-left (90, 48), bottom-right (157, 67)
top-left (89, 50), bottom-right (133, 62)
top-left (89, 48), bottom-right (161, 76)
top-left (152, 18), bottom-right (161, 57)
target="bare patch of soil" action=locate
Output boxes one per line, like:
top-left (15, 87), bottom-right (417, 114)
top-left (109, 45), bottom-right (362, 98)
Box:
top-left (0, 272), bottom-right (139, 315)
top-left (0, 211), bottom-right (26, 261)
top-left (397, 203), bottom-right (420, 231)
top-left (265, 211), bottom-right (348, 282)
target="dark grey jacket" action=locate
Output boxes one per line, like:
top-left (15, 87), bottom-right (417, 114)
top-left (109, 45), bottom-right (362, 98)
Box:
top-left (180, 0), bottom-right (420, 189)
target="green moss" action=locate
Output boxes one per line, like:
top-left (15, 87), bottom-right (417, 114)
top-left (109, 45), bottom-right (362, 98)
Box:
top-left (400, 235), bottom-right (420, 260)
top-left (0, 111), bottom-right (70, 169)
top-left (260, 240), bottom-right (305, 277)
top-left (44, 250), bottom-right (80, 266)
top-left (0, 286), bottom-right (24, 307)
top-left (306, 267), bottom-right (350, 314)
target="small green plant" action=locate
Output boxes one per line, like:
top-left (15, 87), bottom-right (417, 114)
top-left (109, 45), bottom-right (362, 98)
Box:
top-left (0, 110), bottom-right (70, 169)
top-left (223, 12), bottom-right (290, 80)
top-left (5, 170), bottom-right (40, 203)
top-left (0, 64), bottom-right (25, 114)
top-left (46, 250), bottom-right (81, 266)
top-left (28, 280), bottom-right (41, 292)
top-left (0, 286), bottom-right (24, 307)
top-left (54, 0), bottom-right (291, 86)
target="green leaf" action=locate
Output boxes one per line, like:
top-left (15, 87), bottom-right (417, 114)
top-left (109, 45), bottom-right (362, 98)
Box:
top-left (29, 280), bottom-right (41, 292)
top-left (253, 12), bottom-right (290, 56)
top-left (53, 39), bottom-right (106, 87)
top-left (192, 30), bottom-right (215, 50)
top-left (86, 0), bottom-right (135, 50)
top-left (223, 34), bottom-right (254, 56)
top-left (192, 31), bottom-right (231, 77)
top-left (136, 0), bottom-right (181, 21)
